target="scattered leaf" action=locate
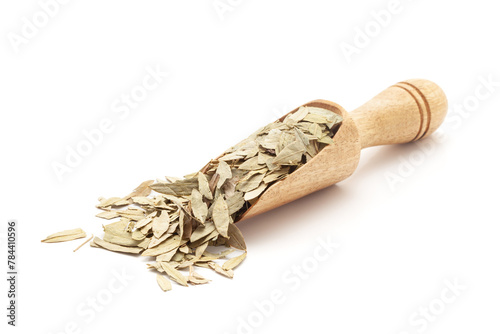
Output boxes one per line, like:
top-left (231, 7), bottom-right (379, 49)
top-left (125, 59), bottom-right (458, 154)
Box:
top-left (41, 228), bottom-right (86, 243)
top-left (160, 262), bottom-right (188, 286)
top-left (222, 252), bottom-right (247, 270)
top-left (156, 274), bottom-right (172, 292)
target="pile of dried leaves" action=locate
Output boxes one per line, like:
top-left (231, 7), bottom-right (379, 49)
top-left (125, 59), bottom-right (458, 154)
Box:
top-left (48, 106), bottom-right (343, 291)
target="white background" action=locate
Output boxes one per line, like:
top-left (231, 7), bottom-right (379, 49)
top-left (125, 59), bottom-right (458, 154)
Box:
top-left (1, 1), bottom-right (499, 333)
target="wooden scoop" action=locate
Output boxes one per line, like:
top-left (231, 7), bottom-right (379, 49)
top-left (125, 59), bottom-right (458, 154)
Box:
top-left (238, 79), bottom-right (448, 221)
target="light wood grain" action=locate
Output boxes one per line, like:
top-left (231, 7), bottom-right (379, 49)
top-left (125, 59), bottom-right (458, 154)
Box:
top-left (351, 79), bottom-right (448, 149)
top-left (238, 79), bottom-right (448, 221)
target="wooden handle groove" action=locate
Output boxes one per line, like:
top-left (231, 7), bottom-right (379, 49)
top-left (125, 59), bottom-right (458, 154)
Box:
top-left (350, 79), bottom-right (448, 149)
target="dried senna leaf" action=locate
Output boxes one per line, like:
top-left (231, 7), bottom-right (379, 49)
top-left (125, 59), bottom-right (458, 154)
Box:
top-left (41, 228), bottom-right (86, 243)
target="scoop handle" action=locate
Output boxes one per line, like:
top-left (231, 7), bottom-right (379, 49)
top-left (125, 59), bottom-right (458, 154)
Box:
top-left (350, 79), bottom-right (448, 149)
